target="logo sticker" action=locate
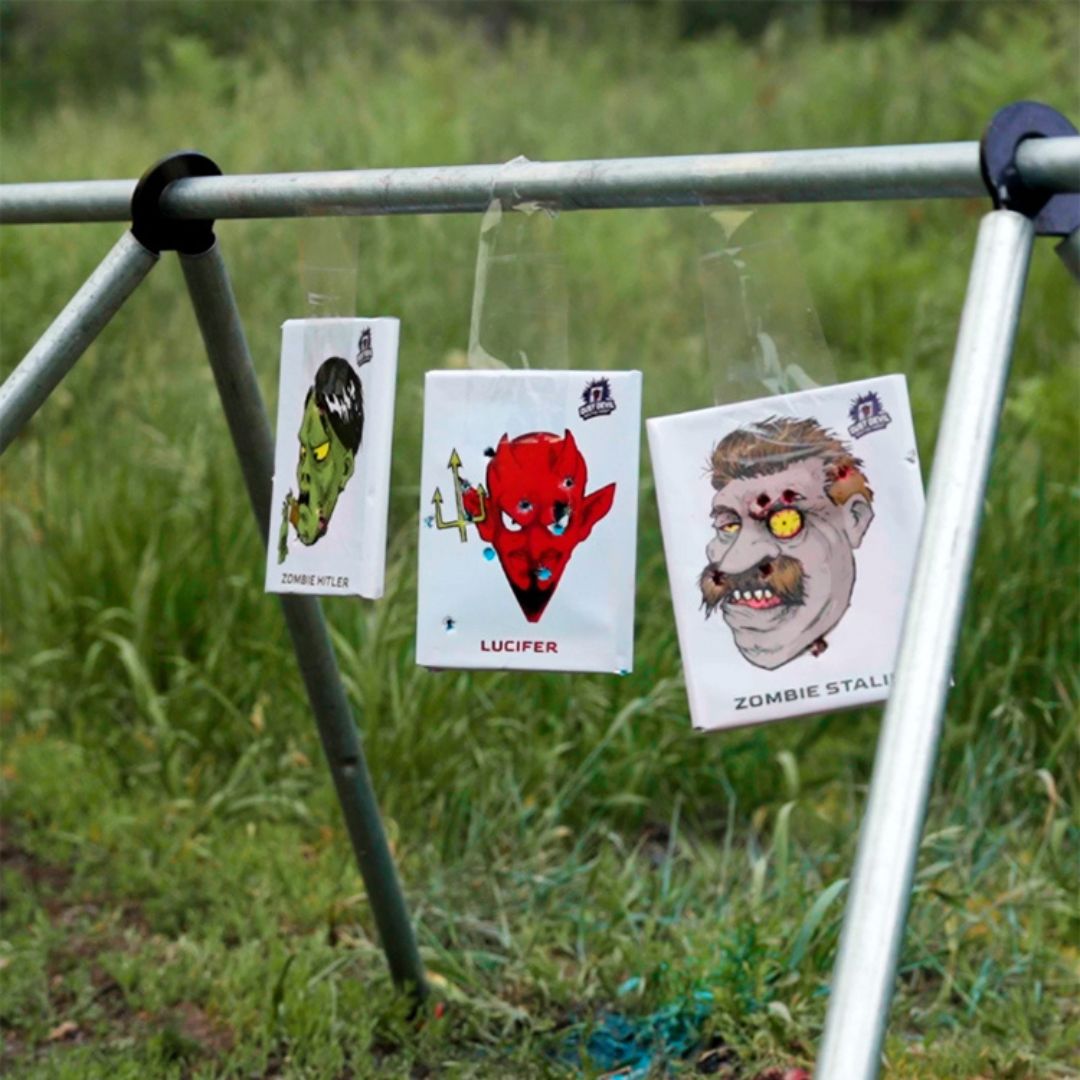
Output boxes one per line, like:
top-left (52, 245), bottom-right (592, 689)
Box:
top-left (847, 391), bottom-right (892, 439)
top-left (356, 327), bottom-right (373, 367)
top-left (578, 377), bottom-right (617, 421)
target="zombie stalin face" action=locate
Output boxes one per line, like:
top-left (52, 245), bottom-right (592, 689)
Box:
top-left (699, 417), bottom-right (874, 669)
top-left (464, 430), bottom-right (615, 622)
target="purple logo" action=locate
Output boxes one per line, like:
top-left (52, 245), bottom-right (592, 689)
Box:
top-left (578, 377), bottom-right (616, 421)
top-left (848, 391), bottom-right (891, 439)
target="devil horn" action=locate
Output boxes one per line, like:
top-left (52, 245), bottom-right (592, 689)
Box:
top-left (497, 432), bottom-right (527, 469)
top-left (554, 428), bottom-right (579, 471)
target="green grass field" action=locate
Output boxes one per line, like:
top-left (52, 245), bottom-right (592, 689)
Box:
top-left (1, 4), bottom-right (1078, 1077)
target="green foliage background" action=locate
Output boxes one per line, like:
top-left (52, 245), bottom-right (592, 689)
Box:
top-left (1, 3), bottom-right (1077, 1076)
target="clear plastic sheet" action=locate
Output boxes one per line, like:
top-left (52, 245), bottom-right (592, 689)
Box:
top-left (467, 160), bottom-right (568, 370)
top-left (699, 210), bottom-right (835, 405)
top-left (298, 209), bottom-right (358, 317)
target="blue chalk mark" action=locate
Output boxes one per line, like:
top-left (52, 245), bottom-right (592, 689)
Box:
top-left (536, 566), bottom-right (552, 582)
top-left (424, 516), bottom-right (435, 529)
top-left (482, 546), bottom-right (496, 561)
top-left (618, 668), bottom-right (630, 677)
top-left (553, 986), bottom-right (714, 1076)
top-left (551, 524), bottom-right (565, 536)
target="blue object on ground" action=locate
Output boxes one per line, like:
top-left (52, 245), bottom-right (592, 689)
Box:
top-left (556, 989), bottom-right (714, 1077)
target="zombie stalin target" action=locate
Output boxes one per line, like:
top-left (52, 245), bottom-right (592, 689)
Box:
top-left (416, 371), bottom-right (642, 673)
top-left (648, 375), bottom-right (925, 731)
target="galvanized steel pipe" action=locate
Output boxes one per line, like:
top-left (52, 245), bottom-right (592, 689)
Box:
top-left (815, 209), bottom-right (1036, 1080)
top-left (0, 230), bottom-right (157, 454)
top-left (2, 138), bottom-right (1077, 225)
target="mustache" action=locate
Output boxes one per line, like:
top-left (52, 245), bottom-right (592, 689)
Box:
top-left (699, 555), bottom-right (805, 618)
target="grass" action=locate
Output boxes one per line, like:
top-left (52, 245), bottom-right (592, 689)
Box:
top-left (1, 3), bottom-right (1078, 1076)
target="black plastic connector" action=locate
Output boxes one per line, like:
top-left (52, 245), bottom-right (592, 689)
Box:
top-left (131, 151), bottom-right (222, 255)
top-left (980, 102), bottom-right (1079, 238)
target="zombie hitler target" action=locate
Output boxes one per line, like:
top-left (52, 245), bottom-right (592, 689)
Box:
top-left (265, 318), bottom-right (399, 599)
top-left (647, 375), bottom-right (924, 731)
top-left (416, 370), bottom-right (642, 673)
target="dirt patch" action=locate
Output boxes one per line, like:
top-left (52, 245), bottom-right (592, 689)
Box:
top-left (0, 832), bottom-right (74, 916)
top-left (1, 827), bottom-right (234, 1070)
top-left (161, 1002), bottom-right (235, 1058)
top-left (0, 1030), bottom-right (30, 1071)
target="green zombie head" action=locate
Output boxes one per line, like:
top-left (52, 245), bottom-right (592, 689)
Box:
top-left (290, 357), bottom-right (364, 545)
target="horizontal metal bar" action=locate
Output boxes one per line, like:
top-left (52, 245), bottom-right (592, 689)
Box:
top-left (0, 180), bottom-right (136, 224)
top-left (2, 138), bottom-right (1077, 225)
top-left (0, 231), bottom-right (157, 454)
top-left (1016, 134), bottom-right (1080, 191)
top-left (158, 143), bottom-right (986, 218)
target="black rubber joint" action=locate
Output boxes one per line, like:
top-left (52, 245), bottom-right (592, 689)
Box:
top-left (980, 102), bottom-right (1079, 238)
top-left (131, 151), bottom-right (222, 255)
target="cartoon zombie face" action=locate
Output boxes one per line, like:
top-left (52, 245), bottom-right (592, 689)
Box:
top-left (291, 357), bottom-right (364, 545)
top-left (699, 417), bottom-right (874, 669)
top-left (465, 430), bottom-right (615, 622)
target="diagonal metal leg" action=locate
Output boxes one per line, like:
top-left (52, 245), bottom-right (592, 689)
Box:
top-left (1056, 226), bottom-right (1080, 282)
top-left (0, 231), bottom-right (158, 455)
top-left (178, 241), bottom-right (427, 1000)
top-left (816, 209), bottom-right (1035, 1078)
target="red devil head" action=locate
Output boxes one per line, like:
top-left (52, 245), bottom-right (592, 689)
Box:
top-left (467, 430), bottom-right (615, 622)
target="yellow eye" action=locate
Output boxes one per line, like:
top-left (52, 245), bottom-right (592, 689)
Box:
top-left (768, 508), bottom-right (804, 539)
top-left (719, 521), bottom-right (741, 534)
top-left (313, 441), bottom-right (331, 463)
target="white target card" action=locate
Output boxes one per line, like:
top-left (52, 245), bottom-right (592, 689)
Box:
top-left (647, 374), bottom-right (924, 731)
top-left (266, 317), bottom-right (398, 599)
top-left (417, 369), bottom-right (642, 673)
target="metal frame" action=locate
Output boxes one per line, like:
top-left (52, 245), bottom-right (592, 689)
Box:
top-left (1, 138), bottom-right (1076, 223)
top-left (0, 232), bottom-right (157, 455)
top-left (1, 135), bottom-right (1076, 1070)
top-left (815, 208), bottom-right (1036, 1078)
